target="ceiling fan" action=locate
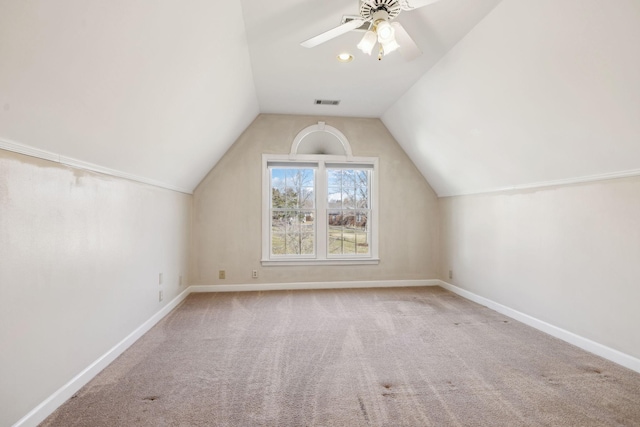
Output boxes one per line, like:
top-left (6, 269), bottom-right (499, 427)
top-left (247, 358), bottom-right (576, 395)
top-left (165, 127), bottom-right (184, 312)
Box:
top-left (301, 0), bottom-right (444, 61)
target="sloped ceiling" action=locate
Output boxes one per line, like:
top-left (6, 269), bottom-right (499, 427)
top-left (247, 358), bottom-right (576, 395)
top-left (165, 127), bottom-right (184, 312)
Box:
top-left (1, 0), bottom-right (638, 196)
top-left (0, 0), bottom-right (259, 192)
top-left (241, 0), bottom-right (501, 117)
top-left (383, 0), bottom-right (640, 196)
top-left (0, 0), bottom-right (500, 193)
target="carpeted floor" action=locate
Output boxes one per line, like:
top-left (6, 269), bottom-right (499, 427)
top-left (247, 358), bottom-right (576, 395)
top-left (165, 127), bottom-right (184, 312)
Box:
top-left (41, 287), bottom-right (640, 426)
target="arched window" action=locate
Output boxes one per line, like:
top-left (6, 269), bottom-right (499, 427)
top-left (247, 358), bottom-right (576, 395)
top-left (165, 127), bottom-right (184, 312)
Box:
top-left (261, 122), bottom-right (379, 265)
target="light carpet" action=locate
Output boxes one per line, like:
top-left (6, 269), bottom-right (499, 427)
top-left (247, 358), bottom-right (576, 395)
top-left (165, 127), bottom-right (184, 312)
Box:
top-left (41, 287), bottom-right (640, 426)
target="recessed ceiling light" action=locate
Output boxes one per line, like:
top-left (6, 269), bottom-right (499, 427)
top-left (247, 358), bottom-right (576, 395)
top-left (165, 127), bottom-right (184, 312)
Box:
top-left (337, 53), bottom-right (353, 63)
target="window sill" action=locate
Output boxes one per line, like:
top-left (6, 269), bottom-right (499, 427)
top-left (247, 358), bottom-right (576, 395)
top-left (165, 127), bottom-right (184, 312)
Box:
top-left (261, 258), bottom-right (380, 267)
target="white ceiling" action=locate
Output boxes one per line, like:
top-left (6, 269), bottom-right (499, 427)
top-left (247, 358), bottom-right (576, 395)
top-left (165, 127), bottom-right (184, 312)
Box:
top-left (1, 0), bottom-right (639, 196)
top-left (0, 0), bottom-right (500, 192)
top-left (241, 0), bottom-right (502, 117)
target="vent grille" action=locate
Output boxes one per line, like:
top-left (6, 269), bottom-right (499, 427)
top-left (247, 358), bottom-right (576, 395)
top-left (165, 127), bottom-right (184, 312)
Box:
top-left (314, 99), bottom-right (340, 106)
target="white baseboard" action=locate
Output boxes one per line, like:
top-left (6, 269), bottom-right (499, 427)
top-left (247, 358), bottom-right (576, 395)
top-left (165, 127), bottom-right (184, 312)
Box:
top-left (14, 280), bottom-right (436, 427)
top-left (26, 278), bottom-right (637, 427)
top-left (189, 279), bottom-right (439, 293)
top-left (13, 288), bottom-right (191, 427)
top-left (438, 280), bottom-right (640, 374)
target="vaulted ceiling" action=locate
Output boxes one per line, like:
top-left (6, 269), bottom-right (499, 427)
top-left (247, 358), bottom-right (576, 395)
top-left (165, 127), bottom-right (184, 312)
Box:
top-left (1, 0), bottom-right (638, 196)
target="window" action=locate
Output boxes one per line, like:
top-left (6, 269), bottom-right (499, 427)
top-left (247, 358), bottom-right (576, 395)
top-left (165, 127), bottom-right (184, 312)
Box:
top-left (270, 166), bottom-right (316, 257)
top-left (262, 155), bottom-right (379, 266)
top-left (327, 166), bottom-right (371, 256)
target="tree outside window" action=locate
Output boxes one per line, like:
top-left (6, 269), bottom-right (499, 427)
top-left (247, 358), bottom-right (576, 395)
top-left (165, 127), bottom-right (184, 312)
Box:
top-left (270, 168), bottom-right (315, 256)
top-left (263, 155), bottom-right (378, 265)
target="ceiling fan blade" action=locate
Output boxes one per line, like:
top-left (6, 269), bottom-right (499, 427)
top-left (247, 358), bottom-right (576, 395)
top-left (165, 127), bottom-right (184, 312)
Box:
top-left (392, 22), bottom-right (422, 61)
top-left (400, 0), bottom-right (443, 11)
top-left (300, 18), bottom-right (366, 48)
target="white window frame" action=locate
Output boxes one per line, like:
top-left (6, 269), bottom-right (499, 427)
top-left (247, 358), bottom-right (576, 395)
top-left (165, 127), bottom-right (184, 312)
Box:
top-left (262, 154), bottom-right (379, 266)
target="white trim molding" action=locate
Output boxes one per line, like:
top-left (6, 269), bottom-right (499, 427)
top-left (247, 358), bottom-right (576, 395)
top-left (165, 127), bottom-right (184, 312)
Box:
top-left (262, 154), bottom-right (379, 265)
top-left (0, 137), bottom-right (193, 195)
top-left (14, 280), bottom-right (435, 427)
top-left (438, 168), bottom-right (640, 198)
top-left (261, 258), bottom-right (380, 267)
top-left (190, 279), bottom-right (439, 293)
top-left (290, 121), bottom-right (353, 158)
top-left (15, 278), bottom-right (640, 427)
top-left (12, 288), bottom-right (191, 427)
top-left (438, 280), bottom-right (640, 374)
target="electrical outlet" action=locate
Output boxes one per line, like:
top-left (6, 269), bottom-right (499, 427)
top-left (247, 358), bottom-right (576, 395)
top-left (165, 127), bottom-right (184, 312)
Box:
top-left (449, 270), bottom-right (453, 280)
top-left (252, 270), bottom-right (258, 279)
top-left (159, 273), bottom-right (163, 285)
top-left (219, 270), bottom-right (226, 280)
top-left (159, 290), bottom-right (163, 302)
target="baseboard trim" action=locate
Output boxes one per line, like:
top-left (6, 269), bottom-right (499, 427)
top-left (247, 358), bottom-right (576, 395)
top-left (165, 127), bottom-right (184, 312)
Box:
top-left (12, 288), bottom-right (191, 427)
top-left (13, 280), bottom-right (437, 426)
top-left (189, 279), bottom-right (439, 293)
top-left (26, 278), bottom-right (635, 427)
top-left (438, 280), bottom-right (640, 374)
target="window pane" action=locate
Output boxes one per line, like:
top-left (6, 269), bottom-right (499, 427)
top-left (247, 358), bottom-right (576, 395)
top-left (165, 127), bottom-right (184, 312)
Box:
top-left (356, 210), bottom-right (369, 231)
top-left (301, 186), bottom-right (315, 208)
top-left (343, 190), bottom-right (356, 209)
top-left (268, 162), bottom-right (373, 261)
top-left (326, 168), bottom-right (371, 257)
top-left (270, 167), bottom-right (316, 257)
top-left (327, 169), bottom-right (342, 188)
top-left (327, 187), bottom-right (342, 209)
top-left (271, 175), bottom-right (286, 208)
top-left (285, 232), bottom-right (301, 254)
top-left (355, 233), bottom-right (369, 254)
top-left (271, 209), bottom-right (315, 256)
top-left (283, 212), bottom-right (314, 255)
top-left (356, 170), bottom-right (369, 208)
top-left (271, 233), bottom-right (286, 255)
top-left (271, 168), bottom-right (315, 209)
top-left (328, 226), bottom-right (343, 255)
top-left (355, 210), bottom-right (370, 255)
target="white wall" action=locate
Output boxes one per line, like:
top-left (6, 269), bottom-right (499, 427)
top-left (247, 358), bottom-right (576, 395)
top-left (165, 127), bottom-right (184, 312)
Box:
top-left (383, 0), bottom-right (640, 196)
top-left (0, 0), bottom-right (259, 191)
top-left (440, 176), bottom-right (640, 361)
top-left (192, 114), bottom-right (440, 285)
top-left (0, 150), bottom-right (191, 427)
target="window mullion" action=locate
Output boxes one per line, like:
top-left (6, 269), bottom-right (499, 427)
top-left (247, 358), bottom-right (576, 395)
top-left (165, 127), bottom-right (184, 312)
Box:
top-left (316, 161), bottom-right (327, 258)
top-left (262, 154), bottom-right (378, 265)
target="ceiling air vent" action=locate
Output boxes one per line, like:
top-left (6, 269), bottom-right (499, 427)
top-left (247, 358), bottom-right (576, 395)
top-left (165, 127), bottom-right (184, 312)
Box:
top-left (314, 99), bottom-right (340, 106)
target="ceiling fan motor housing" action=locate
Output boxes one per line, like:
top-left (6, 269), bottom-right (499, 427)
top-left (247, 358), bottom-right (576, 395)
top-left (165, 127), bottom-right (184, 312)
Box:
top-left (360, 0), bottom-right (402, 21)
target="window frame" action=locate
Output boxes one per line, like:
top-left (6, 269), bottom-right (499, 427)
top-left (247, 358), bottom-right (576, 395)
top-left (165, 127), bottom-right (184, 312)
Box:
top-left (262, 154), bottom-right (379, 266)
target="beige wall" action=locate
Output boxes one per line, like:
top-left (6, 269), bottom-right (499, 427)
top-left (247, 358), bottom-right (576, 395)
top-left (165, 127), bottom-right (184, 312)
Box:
top-left (439, 176), bottom-right (640, 360)
top-left (0, 150), bottom-right (191, 427)
top-left (192, 114), bottom-right (440, 285)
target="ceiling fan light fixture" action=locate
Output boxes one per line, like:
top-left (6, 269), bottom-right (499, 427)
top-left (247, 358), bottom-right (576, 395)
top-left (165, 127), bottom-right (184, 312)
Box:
top-left (381, 38), bottom-right (400, 55)
top-left (357, 30), bottom-right (377, 55)
top-left (376, 20), bottom-right (394, 43)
